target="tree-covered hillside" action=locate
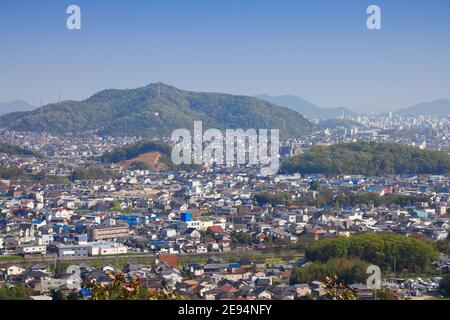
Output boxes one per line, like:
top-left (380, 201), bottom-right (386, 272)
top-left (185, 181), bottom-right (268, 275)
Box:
top-left (305, 233), bottom-right (439, 274)
top-left (281, 142), bottom-right (450, 176)
top-left (0, 142), bottom-right (42, 158)
top-left (0, 83), bottom-right (313, 138)
top-left (100, 140), bottom-right (172, 163)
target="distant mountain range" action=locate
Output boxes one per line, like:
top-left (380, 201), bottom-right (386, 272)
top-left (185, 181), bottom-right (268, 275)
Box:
top-left (0, 83), bottom-right (313, 138)
top-left (257, 94), bottom-right (450, 119)
top-left (4, 86), bottom-right (447, 138)
top-left (0, 100), bottom-right (35, 115)
top-left (396, 99), bottom-right (450, 117)
top-left (255, 94), bottom-right (356, 120)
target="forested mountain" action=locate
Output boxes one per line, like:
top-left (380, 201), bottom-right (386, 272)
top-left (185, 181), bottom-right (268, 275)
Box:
top-left (0, 83), bottom-right (313, 138)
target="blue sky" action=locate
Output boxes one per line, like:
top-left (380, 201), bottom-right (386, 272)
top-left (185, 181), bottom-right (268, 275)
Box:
top-left (0, 0), bottom-right (449, 112)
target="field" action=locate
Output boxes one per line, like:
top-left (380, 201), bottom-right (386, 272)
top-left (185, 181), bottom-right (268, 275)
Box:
top-left (0, 255), bottom-right (25, 262)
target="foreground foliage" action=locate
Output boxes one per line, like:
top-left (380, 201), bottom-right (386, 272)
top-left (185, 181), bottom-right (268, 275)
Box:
top-left (322, 276), bottom-right (358, 300)
top-left (88, 272), bottom-right (186, 300)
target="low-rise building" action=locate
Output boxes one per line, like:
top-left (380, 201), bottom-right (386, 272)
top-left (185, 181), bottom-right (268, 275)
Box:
top-left (16, 244), bottom-right (47, 255)
top-left (87, 241), bottom-right (128, 256)
top-left (47, 243), bottom-right (88, 258)
top-left (88, 224), bottom-right (130, 241)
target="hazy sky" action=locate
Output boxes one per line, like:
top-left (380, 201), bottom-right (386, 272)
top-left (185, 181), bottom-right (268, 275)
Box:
top-left (0, 0), bottom-right (450, 112)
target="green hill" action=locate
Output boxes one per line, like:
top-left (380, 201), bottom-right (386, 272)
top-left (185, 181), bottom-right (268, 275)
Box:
top-left (281, 142), bottom-right (450, 175)
top-left (0, 83), bottom-right (313, 138)
top-left (0, 142), bottom-right (42, 158)
top-left (100, 140), bottom-right (172, 163)
top-left (100, 140), bottom-right (198, 171)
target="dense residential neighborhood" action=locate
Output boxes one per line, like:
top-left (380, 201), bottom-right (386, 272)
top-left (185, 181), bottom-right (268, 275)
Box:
top-left (1, 123), bottom-right (450, 300)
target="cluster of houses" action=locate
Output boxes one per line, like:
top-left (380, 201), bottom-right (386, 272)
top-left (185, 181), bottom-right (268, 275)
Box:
top-left (3, 172), bottom-right (449, 258)
top-left (2, 253), bottom-right (448, 300)
top-left (1, 132), bottom-right (450, 300)
top-left (4, 166), bottom-right (450, 259)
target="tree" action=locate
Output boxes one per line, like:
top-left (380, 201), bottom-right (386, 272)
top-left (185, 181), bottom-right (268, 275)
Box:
top-left (0, 166), bottom-right (26, 179)
top-left (109, 200), bottom-right (121, 211)
top-left (436, 240), bottom-right (450, 255)
top-left (137, 287), bottom-right (151, 300)
top-left (128, 161), bottom-right (150, 171)
top-left (70, 167), bottom-right (116, 182)
top-left (305, 233), bottom-right (439, 274)
top-left (50, 289), bottom-right (64, 300)
top-left (88, 272), bottom-right (140, 300)
top-left (87, 271), bottom-right (186, 300)
top-left (0, 142), bottom-right (42, 158)
top-left (54, 260), bottom-right (66, 277)
top-left (322, 276), bottom-right (357, 300)
top-left (264, 236), bottom-right (274, 248)
top-left (309, 180), bottom-right (320, 191)
top-left (230, 231), bottom-right (252, 245)
top-left (67, 291), bottom-right (81, 300)
top-left (0, 284), bottom-right (32, 300)
top-left (439, 274), bottom-right (450, 297)
top-left (290, 258), bottom-right (369, 285)
top-left (254, 192), bottom-right (291, 206)
top-left (375, 288), bottom-right (398, 300)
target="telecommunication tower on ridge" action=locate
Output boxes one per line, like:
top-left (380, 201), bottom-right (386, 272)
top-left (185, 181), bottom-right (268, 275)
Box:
top-left (156, 83), bottom-right (161, 98)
